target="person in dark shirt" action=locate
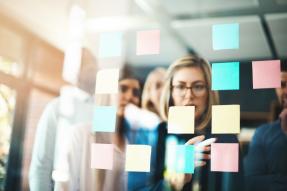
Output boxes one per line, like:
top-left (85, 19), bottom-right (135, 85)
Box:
top-left (244, 62), bottom-right (287, 191)
top-left (154, 55), bottom-right (244, 191)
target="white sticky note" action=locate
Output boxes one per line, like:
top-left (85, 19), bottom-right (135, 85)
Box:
top-left (125, 145), bottom-right (151, 172)
top-left (168, 106), bottom-right (195, 134)
top-left (95, 68), bottom-right (119, 94)
top-left (212, 105), bottom-right (240, 134)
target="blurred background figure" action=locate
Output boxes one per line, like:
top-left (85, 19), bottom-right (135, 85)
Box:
top-left (142, 67), bottom-right (166, 118)
top-left (29, 49), bottom-right (97, 191)
top-left (244, 62), bottom-right (287, 191)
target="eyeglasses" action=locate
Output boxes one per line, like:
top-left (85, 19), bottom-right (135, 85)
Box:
top-left (172, 83), bottom-right (207, 97)
top-left (119, 84), bottom-right (141, 97)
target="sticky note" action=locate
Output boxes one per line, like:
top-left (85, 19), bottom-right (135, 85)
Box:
top-left (212, 62), bottom-right (240, 90)
top-left (95, 68), bottom-right (119, 94)
top-left (252, 60), bottom-right (281, 89)
top-left (168, 106), bottom-right (195, 134)
top-left (99, 32), bottom-right (122, 58)
top-left (125, 145), bottom-right (151, 172)
top-left (212, 23), bottom-right (239, 50)
top-left (93, 106), bottom-right (117, 132)
top-left (166, 145), bottom-right (195, 174)
top-left (91, 143), bottom-right (113, 169)
top-left (136, 29), bottom-right (160, 55)
top-left (211, 143), bottom-right (239, 172)
top-left (212, 105), bottom-right (240, 134)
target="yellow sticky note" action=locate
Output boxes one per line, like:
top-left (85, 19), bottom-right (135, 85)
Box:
top-left (212, 105), bottom-right (240, 134)
top-left (168, 106), bottom-right (195, 134)
top-left (95, 68), bottom-right (119, 94)
top-left (125, 145), bottom-right (151, 172)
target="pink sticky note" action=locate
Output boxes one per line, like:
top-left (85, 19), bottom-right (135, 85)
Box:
top-left (252, 60), bottom-right (281, 89)
top-left (136, 30), bottom-right (160, 55)
top-left (91, 143), bottom-right (113, 170)
top-left (211, 143), bottom-right (239, 172)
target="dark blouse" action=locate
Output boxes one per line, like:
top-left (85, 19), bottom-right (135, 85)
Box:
top-left (154, 122), bottom-right (244, 191)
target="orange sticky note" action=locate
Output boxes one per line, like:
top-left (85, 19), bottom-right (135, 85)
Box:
top-left (125, 145), bottom-right (151, 172)
top-left (95, 68), bottom-right (119, 94)
top-left (212, 105), bottom-right (240, 134)
top-left (211, 143), bottom-right (239, 172)
top-left (136, 30), bottom-right (160, 55)
top-left (91, 143), bottom-right (113, 170)
top-left (168, 106), bottom-right (195, 134)
top-left (252, 60), bottom-right (281, 89)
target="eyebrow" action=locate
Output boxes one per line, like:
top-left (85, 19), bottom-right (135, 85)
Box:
top-left (175, 80), bottom-right (205, 85)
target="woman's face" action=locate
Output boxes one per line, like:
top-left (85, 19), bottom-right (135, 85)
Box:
top-left (171, 67), bottom-right (208, 120)
top-left (149, 74), bottom-right (165, 111)
top-left (118, 78), bottom-right (140, 116)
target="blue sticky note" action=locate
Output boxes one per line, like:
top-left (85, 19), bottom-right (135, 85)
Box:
top-left (212, 62), bottom-right (240, 90)
top-left (212, 23), bottom-right (239, 50)
top-left (176, 145), bottom-right (194, 173)
top-left (99, 32), bottom-right (122, 58)
top-left (167, 145), bottom-right (194, 174)
top-left (93, 106), bottom-right (117, 132)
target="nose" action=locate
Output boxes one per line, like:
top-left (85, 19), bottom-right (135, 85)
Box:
top-left (124, 89), bottom-right (134, 103)
top-left (184, 87), bottom-right (195, 99)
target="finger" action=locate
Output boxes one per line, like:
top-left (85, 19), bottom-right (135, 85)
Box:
top-left (195, 146), bottom-right (210, 152)
top-left (195, 160), bottom-right (206, 167)
top-left (185, 135), bottom-right (205, 145)
top-left (195, 153), bottom-right (210, 160)
top-left (195, 138), bottom-right (216, 148)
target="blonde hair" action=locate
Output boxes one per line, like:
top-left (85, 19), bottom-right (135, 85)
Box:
top-left (160, 55), bottom-right (219, 131)
top-left (142, 67), bottom-right (166, 115)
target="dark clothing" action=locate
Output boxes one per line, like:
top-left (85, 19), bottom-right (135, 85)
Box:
top-left (244, 120), bottom-right (287, 191)
top-left (155, 122), bottom-right (244, 191)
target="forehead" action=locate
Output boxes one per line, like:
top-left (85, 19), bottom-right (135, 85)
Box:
top-left (119, 78), bottom-right (140, 88)
top-left (172, 66), bottom-right (205, 83)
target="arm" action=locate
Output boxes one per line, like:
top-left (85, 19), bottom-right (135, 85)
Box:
top-left (29, 100), bottom-right (58, 191)
top-left (244, 125), bottom-right (287, 191)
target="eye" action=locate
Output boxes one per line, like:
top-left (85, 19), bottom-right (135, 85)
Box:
top-left (193, 84), bottom-right (205, 91)
top-left (175, 84), bottom-right (186, 90)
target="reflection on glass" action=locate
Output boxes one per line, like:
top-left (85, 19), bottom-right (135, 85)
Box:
top-left (0, 84), bottom-right (16, 190)
top-left (0, 56), bottom-right (21, 76)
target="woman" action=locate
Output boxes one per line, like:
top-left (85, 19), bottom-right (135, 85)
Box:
top-left (155, 55), bottom-right (244, 191)
top-left (65, 65), bottom-right (160, 191)
top-left (142, 67), bottom-right (166, 117)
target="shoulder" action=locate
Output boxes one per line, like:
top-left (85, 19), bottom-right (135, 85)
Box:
top-left (254, 120), bottom-right (280, 137)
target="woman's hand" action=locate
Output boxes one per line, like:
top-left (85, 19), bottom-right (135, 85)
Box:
top-left (167, 135), bottom-right (216, 190)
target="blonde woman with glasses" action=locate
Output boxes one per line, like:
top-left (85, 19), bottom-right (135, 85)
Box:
top-left (154, 55), bottom-right (244, 191)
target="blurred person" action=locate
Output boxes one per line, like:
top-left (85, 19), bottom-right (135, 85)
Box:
top-left (244, 62), bottom-right (287, 191)
top-left (155, 55), bottom-right (244, 191)
top-left (29, 49), bottom-right (97, 191)
top-left (65, 65), bottom-right (161, 191)
top-left (142, 67), bottom-right (166, 117)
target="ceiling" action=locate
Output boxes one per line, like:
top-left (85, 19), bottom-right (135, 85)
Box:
top-left (0, 0), bottom-right (286, 66)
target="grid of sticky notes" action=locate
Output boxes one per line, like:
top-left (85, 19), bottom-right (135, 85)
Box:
top-left (168, 106), bottom-right (195, 134)
top-left (136, 30), bottom-right (160, 55)
top-left (211, 143), bottom-right (239, 172)
top-left (212, 105), bottom-right (240, 134)
top-left (99, 32), bottom-right (123, 58)
top-left (212, 23), bottom-right (239, 50)
top-left (212, 62), bottom-right (240, 90)
top-left (91, 143), bottom-right (114, 169)
top-left (166, 145), bottom-right (195, 174)
top-left (95, 68), bottom-right (119, 94)
top-left (125, 145), bottom-right (151, 172)
top-left (93, 106), bottom-right (117, 132)
top-left (252, 60), bottom-right (281, 89)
